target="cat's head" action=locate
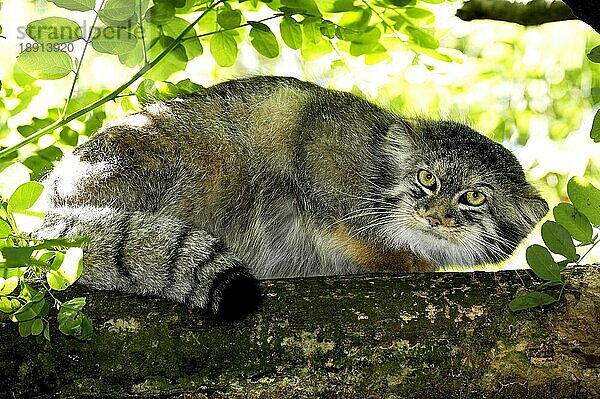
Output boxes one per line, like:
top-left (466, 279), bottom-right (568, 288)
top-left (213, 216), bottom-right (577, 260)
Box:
top-left (376, 119), bottom-right (548, 266)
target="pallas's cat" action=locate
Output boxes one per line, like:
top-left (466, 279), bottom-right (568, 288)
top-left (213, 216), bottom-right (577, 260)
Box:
top-left (38, 76), bottom-right (548, 318)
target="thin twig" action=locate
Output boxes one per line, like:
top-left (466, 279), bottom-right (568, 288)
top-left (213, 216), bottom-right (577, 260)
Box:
top-left (138, 0), bottom-right (148, 65)
top-left (361, 0), bottom-right (405, 43)
top-left (185, 13), bottom-right (285, 41)
top-left (62, 0), bottom-right (107, 118)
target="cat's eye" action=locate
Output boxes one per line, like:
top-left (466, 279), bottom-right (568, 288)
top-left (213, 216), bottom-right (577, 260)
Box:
top-left (417, 169), bottom-right (437, 190)
top-left (462, 191), bottom-right (486, 206)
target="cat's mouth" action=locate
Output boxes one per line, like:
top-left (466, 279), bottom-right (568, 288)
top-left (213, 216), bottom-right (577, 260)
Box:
top-left (412, 213), bottom-right (460, 243)
top-left (418, 224), bottom-right (449, 241)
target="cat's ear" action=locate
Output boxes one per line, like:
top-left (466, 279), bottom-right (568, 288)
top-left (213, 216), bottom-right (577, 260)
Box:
top-left (514, 189), bottom-right (549, 229)
top-left (385, 119), bottom-right (424, 149)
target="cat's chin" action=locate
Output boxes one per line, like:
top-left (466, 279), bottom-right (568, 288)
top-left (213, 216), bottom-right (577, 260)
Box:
top-left (416, 225), bottom-right (449, 241)
top-left (383, 225), bottom-right (479, 267)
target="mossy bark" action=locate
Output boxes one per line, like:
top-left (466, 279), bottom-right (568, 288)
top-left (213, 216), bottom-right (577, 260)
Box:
top-left (1, 267), bottom-right (599, 398)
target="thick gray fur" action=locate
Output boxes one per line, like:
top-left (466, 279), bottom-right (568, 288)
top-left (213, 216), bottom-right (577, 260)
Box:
top-left (37, 76), bottom-right (549, 316)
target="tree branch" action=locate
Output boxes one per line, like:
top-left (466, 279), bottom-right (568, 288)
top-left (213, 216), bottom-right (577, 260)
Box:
top-left (560, 0), bottom-right (600, 33)
top-left (2, 268), bottom-right (599, 397)
top-left (456, 0), bottom-right (577, 27)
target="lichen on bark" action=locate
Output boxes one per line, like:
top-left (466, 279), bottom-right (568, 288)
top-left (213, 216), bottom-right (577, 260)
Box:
top-left (1, 267), bottom-right (599, 398)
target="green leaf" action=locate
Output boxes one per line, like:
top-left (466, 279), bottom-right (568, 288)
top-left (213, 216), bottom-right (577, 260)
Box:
top-left (320, 20), bottom-right (336, 39)
top-left (217, 9), bottom-right (242, 29)
top-left (22, 156), bottom-right (54, 181)
top-left (46, 247), bottom-right (84, 290)
top-left (248, 21), bottom-right (270, 32)
top-left (7, 181), bottom-right (46, 233)
top-left (0, 276), bottom-right (19, 295)
top-left (588, 45), bottom-right (600, 63)
top-left (145, 36), bottom-right (188, 80)
top-left (26, 17), bottom-right (83, 44)
top-left (43, 322), bottom-right (51, 342)
top-left (60, 126), bottom-right (80, 146)
top-left (58, 297), bottom-right (93, 340)
top-left (338, 8), bottom-right (371, 30)
top-left (136, 79), bottom-right (159, 105)
top-left (318, 0), bottom-right (355, 13)
top-left (0, 297), bottom-right (16, 313)
top-left (539, 279), bottom-right (565, 289)
top-left (18, 319), bottom-right (34, 337)
top-left (92, 27), bottom-right (138, 55)
top-left (12, 298), bottom-right (45, 322)
top-left (404, 7), bottom-right (435, 24)
top-left (541, 221), bottom-right (577, 261)
top-left (0, 219), bottom-right (11, 238)
top-left (210, 32), bottom-right (238, 67)
top-left (509, 291), bottom-right (557, 311)
top-left (7, 181), bottom-right (44, 214)
top-left (2, 247), bottom-right (34, 265)
top-left (17, 116), bottom-right (54, 138)
top-left (591, 109), bottom-right (600, 143)
top-left (302, 19), bottom-right (322, 45)
top-left (20, 283), bottom-right (42, 302)
top-left (553, 202), bottom-right (593, 243)
top-left (37, 145), bottom-right (63, 162)
top-left (47, 0), bottom-right (95, 12)
top-left (300, 38), bottom-right (333, 61)
top-left (249, 25), bottom-right (279, 58)
top-left (145, 3), bottom-right (176, 25)
top-left (15, 50), bottom-right (73, 80)
top-left (526, 244), bottom-right (562, 282)
top-left (155, 0), bottom-right (185, 7)
top-left (174, 78), bottom-right (202, 94)
top-left (592, 88), bottom-right (600, 105)
top-left (142, 79), bottom-right (202, 102)
top-left (280, 16), bottom-right (303, 49)
top-left (567, 177), bottom-right (600, 226)
top-left (281, 0), bottom-right (321, 17)
top-left (406, 26), bottom-right (438, 49)
top-left (98, 0), bottom-right (135, 21)
top-left (31, 318), bottom-right (44, 336)
top-left (349, 26), bottom-right (382, 56)
top-left (163, 17), bottom-right (203, 59)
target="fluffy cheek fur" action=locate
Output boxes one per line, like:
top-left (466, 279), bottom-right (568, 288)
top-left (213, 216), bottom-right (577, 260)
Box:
top-left (376, 187), bottom-right (535, 267)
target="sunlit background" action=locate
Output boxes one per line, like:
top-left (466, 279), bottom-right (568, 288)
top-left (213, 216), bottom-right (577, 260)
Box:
top-left (1, 0), bottom-right (599, 268)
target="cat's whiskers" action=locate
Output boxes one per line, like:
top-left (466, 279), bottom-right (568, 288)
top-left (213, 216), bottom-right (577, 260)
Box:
top-left (458, 228), bottom-right (508, 264)
top-left (328, 186), bottom-right (392, 206)
top-left (324, 207), bottom-right (397, 231)
top-left (351, 169), bottom-right (388, 192)
top-left (350, 215), bottom-right (401, 239)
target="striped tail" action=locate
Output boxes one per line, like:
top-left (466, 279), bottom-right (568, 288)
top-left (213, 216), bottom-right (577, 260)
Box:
top-left (36, 207), bottom-right (261, 319)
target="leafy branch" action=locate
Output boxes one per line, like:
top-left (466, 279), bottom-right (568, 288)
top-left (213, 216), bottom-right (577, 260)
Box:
top-left (0, 179), bottom-right (90, 343)
top-left (0, 0), bottom-right (225, 160)
top-left (510, 177), bottom-right (600, 311)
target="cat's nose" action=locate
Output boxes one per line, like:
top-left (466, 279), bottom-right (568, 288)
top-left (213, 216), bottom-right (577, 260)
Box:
top-left (425, 215), bottom-right (442, 227)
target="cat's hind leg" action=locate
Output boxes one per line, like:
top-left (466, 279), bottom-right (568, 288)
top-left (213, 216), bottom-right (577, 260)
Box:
top-left (38, 125), bottom-right (261, 319)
